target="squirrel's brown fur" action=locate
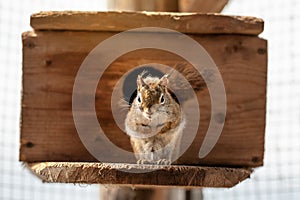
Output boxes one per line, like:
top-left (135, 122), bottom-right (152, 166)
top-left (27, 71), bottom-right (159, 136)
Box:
top-left (125, 74), bottom-right (185, 165)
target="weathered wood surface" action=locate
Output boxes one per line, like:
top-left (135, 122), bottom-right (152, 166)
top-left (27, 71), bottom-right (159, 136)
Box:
top-left (30, 11), bottom-right (264, 35)
top-left (27, 162), bottom-right (252, 188)
top-left (21, 30), bottom-right (267, 167)
top-left (179, 0), bottom-right (229, 13)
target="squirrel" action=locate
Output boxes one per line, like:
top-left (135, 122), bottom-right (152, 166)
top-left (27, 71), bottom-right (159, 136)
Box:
top-left (125, 72), bottom-right (186, 165)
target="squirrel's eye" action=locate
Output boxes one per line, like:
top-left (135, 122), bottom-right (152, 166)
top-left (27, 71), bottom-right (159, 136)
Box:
top-left (137, 94), bottom-right (142, 103)
top-left (160, 94), bottom-right (165, 104)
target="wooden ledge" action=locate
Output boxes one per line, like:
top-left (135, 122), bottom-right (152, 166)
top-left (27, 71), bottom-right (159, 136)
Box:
top-left (30, 11), bottom-right (264, 35)
top-left (27, 162), bottom-right (252, 188)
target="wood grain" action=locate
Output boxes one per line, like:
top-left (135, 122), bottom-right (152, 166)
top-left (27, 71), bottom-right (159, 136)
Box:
top-left (21, 30), bottom-right (267, 167)
top-left (27, 162), bottom-right (252, 188)
top-left (30, 11), bottom-right (264, 35)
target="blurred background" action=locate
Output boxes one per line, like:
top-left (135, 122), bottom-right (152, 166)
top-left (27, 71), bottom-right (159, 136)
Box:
top-left (0, 0), bottom-right (299, 199)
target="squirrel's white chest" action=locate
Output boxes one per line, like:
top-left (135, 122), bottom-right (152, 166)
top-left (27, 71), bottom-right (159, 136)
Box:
top-left (128, 116), bottom-right (185, 162)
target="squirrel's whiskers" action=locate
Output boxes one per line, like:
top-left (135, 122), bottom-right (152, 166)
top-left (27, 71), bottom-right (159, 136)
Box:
top-left (117, 97), bottom-right (130, 112)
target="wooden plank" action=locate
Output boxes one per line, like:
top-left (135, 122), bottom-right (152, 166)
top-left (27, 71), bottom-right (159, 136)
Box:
top-left (179, 0), bottom-right (229, 13)
top-left (21, 30), bottom-right (267, 167)
top-left (27, 162), bottom-right (252, 188)
top-left (30, 11), bottom-right (264, 35)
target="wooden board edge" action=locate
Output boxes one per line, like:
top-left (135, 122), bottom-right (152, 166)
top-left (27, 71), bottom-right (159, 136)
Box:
top-left (26, 162), bottom-right (253, 188)
top-left (30, 11), bottom-right (264, 35)
top-left (260, 38), bottom-right (268, 167)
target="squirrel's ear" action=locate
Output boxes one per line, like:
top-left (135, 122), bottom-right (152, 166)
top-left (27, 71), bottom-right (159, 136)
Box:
top-left (159, 75), bottom-right (169, 87)
top-left (137, 75), bottom-right (145, 88)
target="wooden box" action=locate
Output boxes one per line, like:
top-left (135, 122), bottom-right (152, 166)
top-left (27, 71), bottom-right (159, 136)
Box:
top-left (21, 11), bottom-right (267, 188)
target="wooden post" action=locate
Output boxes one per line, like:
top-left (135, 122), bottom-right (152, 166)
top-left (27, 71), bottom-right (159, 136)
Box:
top-left (101, 187), bottom-right (187, 200)
top-left (108, 0), bottom-right (230, 13)
top-left (155, 0), bottom-right (178, 12)
top-left (100, 186), bottom-right (203, 200)
top-left (179, 0), bottom-right (229, 13)
top-left (108, 0), bottom-right (178, 12)
top-left (106, 2), bottom-right (181, 198)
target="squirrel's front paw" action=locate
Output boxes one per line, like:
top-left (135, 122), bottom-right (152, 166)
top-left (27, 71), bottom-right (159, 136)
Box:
top-left (137, 159), bottom-right (152, 165)
top-left (156, 159), bottom-right (171, 165)
top-left (137, 159), bottom-right (171, 165)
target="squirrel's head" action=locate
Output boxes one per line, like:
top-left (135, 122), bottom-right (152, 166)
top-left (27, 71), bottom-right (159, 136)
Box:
top-left (135, 74), bottom-right (170, 120)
